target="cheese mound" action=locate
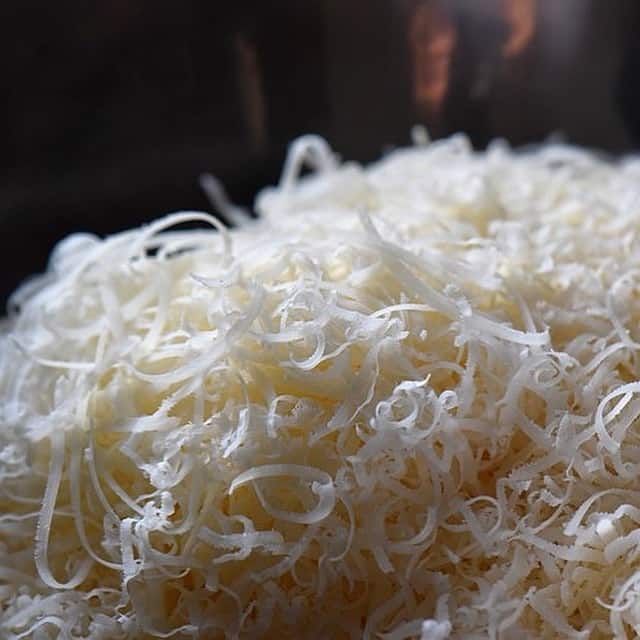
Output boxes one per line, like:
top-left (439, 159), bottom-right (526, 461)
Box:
top-left (2, 134), bottom-right (640, 640)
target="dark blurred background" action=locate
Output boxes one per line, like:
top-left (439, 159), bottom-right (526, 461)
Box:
top-left (2, 0), bottom-right (640, 309)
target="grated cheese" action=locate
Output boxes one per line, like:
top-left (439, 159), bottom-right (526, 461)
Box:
top-left (2, 133), bottom-right (640, 639)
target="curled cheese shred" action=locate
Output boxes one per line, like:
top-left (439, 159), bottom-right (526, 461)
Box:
top-left (3, 134), bottom-right (640, 639)
top-left (34, 431), bottom-right (94, 589)
top-left (229, 464), bottom-right (336, 525)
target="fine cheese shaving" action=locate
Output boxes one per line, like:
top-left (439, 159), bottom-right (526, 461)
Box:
top-left (2, 133), bottom-right (640, 639)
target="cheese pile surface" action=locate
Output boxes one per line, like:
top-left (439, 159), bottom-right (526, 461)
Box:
top-left (2, 134), bottom-right (640, 639)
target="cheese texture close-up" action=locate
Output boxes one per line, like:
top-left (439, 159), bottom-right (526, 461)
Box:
top-left (2, 133), bottom-right (640, 639)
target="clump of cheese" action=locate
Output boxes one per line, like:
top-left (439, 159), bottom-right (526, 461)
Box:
top-left (2, 134), bottom-right (640, 639)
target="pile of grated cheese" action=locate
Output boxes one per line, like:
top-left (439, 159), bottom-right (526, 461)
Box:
top-left (2, 133), bottom-right (640, 640)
